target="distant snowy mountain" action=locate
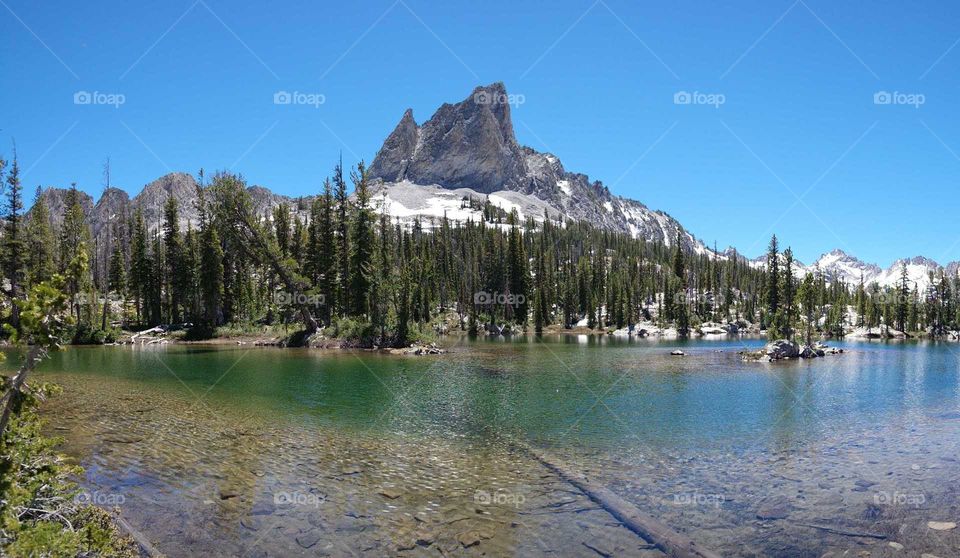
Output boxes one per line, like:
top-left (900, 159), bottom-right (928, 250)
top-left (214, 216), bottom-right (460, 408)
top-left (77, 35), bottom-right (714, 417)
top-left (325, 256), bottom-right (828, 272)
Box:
top-left (807, 250), bottom-right (882, 285)
top-left (806, 250), bottom-right (945, 292)
top-left (749, 250), bottom-right (960, 291)
top-left (748, 252), bottom-right (807, 279)
top-left (749, 248), bottom-right (955, 292)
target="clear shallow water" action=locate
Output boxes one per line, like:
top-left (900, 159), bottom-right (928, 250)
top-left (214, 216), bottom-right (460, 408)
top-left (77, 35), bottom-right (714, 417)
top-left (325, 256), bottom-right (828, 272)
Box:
top-left (17, 337), bottom-right (960, 557)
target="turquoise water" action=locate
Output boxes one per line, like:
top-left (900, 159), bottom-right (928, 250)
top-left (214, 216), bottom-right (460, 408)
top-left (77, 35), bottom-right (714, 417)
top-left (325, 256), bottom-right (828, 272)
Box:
top-left (19, 337), bottom-right (960, 557)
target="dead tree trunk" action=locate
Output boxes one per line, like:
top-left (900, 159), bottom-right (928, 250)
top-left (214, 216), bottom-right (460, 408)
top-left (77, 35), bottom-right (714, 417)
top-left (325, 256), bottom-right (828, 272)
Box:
top-left (0, 345), bottom-right (46, 441)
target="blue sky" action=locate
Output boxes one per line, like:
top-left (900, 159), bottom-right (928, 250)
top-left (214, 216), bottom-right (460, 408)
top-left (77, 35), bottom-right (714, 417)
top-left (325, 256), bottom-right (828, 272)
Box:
top-left (2, 0), bottom-right (959, 266)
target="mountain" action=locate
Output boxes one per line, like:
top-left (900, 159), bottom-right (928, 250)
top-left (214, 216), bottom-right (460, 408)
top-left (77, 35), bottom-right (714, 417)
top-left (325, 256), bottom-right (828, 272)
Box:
top-left (807, 249), bottom-right (882, 285)
top-left (29, 173), bottom-right (313, 285)
top-left (802, 250), bottom-right (946, 292)
top-left (368, 82), bottom-right (712, 254)
top-left (22, 81), bottom-right (960, 293)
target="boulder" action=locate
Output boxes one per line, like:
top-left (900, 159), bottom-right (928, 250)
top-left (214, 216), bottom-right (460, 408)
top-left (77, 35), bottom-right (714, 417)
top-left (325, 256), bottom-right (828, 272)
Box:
top-left (699, 325), bottom-right (727, 336)
top-left (765, 339), bottom-right (799, 360)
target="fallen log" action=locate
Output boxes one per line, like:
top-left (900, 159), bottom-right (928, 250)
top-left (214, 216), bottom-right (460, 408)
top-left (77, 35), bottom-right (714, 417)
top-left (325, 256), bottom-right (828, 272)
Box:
top-left (129, 326), bottom-right (165, 344)
top-left (116, 515), bottom-right (163, 557)
top-left (517, 441), bottom-right (721, 558)
top-left (797, 522), bottom-right (887, 539)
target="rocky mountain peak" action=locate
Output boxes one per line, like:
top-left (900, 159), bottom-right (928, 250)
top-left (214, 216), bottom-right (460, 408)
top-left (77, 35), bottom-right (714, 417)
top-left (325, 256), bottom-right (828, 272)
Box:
top-left (366, 82), bottom-right (712, 254)
top-left (367, 108), bottom-right (420, 182)
top-left (33, 187), bottom-right (94, 232)
top-left (902, 256), bottom-right (939, 268)
top-left (369, 81), bottom-right (527, 194)
top-left (91, 187), bottom-right (131, 237)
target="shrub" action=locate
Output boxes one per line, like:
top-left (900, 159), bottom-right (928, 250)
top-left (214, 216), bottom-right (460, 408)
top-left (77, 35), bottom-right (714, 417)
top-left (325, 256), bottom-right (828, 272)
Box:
top-left (0, 382), bottom-right (138, 557)
top-left (70, 324), bottom-right (121, 345)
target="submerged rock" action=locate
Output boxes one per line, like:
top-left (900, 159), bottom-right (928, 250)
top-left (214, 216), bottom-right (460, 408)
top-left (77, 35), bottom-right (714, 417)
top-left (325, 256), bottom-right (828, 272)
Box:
top-left (457, 531), bottom-right (482, 547)
top-left (378, 488), bottom-right (403, 500)
top-left (756, 497), bottom-right (792, 520)
top-left (388, 344), bottom-right (446, 355)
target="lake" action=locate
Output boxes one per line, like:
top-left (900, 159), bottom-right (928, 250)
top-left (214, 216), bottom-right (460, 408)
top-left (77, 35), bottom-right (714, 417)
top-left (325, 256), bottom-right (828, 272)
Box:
top-left (20, 336), bottom-right (960, 557)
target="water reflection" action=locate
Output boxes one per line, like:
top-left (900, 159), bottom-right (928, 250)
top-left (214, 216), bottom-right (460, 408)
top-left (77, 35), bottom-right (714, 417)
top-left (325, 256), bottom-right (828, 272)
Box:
top-left (17, 338), bottom-right (960, 557)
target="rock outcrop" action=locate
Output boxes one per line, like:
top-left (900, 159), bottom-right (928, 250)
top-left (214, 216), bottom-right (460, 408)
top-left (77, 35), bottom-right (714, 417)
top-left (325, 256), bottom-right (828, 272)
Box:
top-left (766, 340), bottom-right (800, 360)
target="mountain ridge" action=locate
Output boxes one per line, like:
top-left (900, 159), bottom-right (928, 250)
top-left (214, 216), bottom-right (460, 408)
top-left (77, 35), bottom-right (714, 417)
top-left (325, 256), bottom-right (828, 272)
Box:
top-left (26, 82), bottom-right (960, 292)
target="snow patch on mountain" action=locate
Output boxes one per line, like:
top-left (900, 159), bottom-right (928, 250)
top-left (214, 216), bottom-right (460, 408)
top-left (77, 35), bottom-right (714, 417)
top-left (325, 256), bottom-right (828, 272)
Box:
top-left (368, 180), bottom-right (560, 227)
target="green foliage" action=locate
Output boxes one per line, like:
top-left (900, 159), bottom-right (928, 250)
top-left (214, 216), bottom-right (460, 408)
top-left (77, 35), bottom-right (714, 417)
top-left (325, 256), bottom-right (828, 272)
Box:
top-left (20, 158), bottom-right (960, 345)
top-left (348, 162), bottom-right (374, 317)
top-left (0, 384), bottom-right (137, 557)
top-left (24, 187), bottom-right (57, 288)
top-left (325, 316), bottom-right (377, 345)
top-left (7, 276), bottom-right (71, 347)
top-left (70, 323), bottom-right (120, 345)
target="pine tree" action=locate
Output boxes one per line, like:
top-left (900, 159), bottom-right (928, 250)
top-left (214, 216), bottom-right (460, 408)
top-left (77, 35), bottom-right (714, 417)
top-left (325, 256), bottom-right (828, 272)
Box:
top-left (348, 162), bottom-right (373, 317)
top-left (129, 208), bottom-right (150, 324)
top-left (507, 211), bottom-right (529, 325)
top-left (273, 203), bottom-right (291, 258)
top-left (672, 231), bottom-right (690, 336)
top-left (108, 229), bottom-right (126, 310)
top-left (797, 272), bottom-right (816, 345)
top-left (163, 196), bottom-right (185, 323)
top-left (782, 247), bottom-right (795, 339)
top-left (393, 260), bottom-right (412, 346)
top-left (896, 262), bottom-right (909, 332)
top-left (334, 158), bottom-right (350, 317)
top-left (58, 185), bottom-right (93, 325)
top-left (200, 225), bottom-right (224, 326)
top-left (2, 149), bottom-right (27, 330)
top-left (24, 187), bottom-right (56, 287)
top-left (317, 179), bottom-right (336, 324)
top-left (765, 234), bottom-right (780, 333)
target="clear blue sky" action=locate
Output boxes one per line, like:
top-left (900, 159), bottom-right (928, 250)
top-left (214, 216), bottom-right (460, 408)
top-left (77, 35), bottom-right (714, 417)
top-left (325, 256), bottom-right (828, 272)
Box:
top-left (2, 0), bottom-right (959, 266)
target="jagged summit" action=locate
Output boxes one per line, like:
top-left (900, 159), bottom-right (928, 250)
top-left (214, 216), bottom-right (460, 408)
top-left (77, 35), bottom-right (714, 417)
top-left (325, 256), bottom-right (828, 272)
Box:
top-left (368, 82), bottom-right (709, 253)
top-left (370, 82), bottom-right (526, 194)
